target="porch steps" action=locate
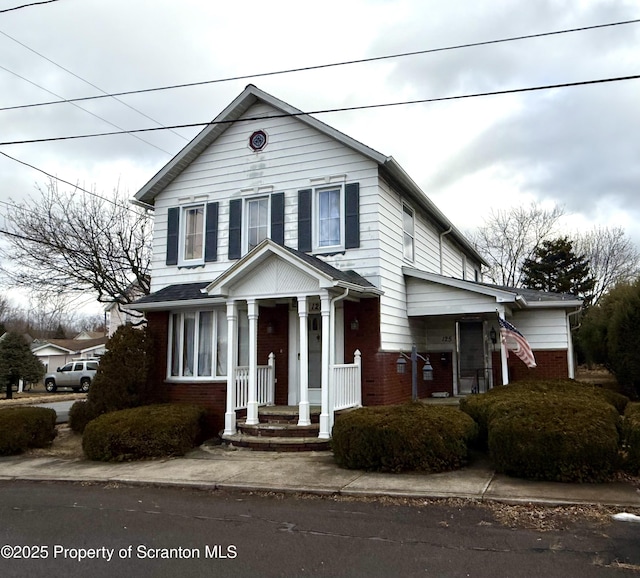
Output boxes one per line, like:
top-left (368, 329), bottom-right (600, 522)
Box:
top-left (221, 406), bottom-right (331, 452)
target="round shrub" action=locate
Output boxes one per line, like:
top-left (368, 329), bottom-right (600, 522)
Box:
top-left (622, 403), bottom-right (640, 474)
top-left (488, 396), bottom-right (621, 483)
top-left (68, 400), bottom-right (101, 434)
top-left (82, 404), bottom-right (206, 462)
top-left (331, 403), bottom-right (477, 473)
top-left (0, 407), bottom-right (57, 456)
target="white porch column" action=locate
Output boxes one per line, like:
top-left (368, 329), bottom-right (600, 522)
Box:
top-left (297, 296), bottom-right (311, 426)
top-left (319, 293), bottom-right (331, 439)
top-left (224, 300), bottom-right (238, 436)
top-left (246, 299), bottom-right (259, 425)
top-left (497, 306), bottom-right (509, 385)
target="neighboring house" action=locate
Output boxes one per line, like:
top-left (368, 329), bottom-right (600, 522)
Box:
top-left (31, 336), bottom-right (108, 373)
top-left (131, 85), bottom-right (582, 439)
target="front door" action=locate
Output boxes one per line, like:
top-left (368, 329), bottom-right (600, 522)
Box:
top-left (458, 321), bottom-right (486, 394)
top-left (307, 314), bottom-right (322, 405)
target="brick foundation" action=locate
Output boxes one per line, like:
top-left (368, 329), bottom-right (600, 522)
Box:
top-left (491, 349), bottom-right (569, 384)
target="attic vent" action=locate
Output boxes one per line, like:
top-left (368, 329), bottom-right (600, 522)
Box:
top-left (249, 130), bottom-right (268, 152)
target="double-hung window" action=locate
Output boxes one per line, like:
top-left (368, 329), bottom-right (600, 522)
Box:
top-left (182, 205), bottom-right (205, 263)
top-left (246, 197), bottom-right (269, 251)
top-left (316, 186), bottom-right (343, 250)
top-left (403, 204), bottom-right (415, 262)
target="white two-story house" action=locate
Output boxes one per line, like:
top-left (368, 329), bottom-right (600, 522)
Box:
top-left (131, 85), bottom-right (581, 444)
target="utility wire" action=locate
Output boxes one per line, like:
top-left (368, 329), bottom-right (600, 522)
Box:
top-left (1, 18), bottom-right (638, 113)
top-left (0, 150), bottom-right (144, 212)
top-left (0, 0), bottom-right (62, 14)
top-left (0, 28), bottom-right (189, 142)
top-left (0, 62), bottom-right (173, 155)
top-left (1, 73), bottom-right (638, 147)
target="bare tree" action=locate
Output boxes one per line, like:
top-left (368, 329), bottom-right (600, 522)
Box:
top-left (0, 181), bottom-right (151, 322)
top-left (471, 203), bottom-right (565, 287)
top-left (574, 226), bottom-right (640, 306)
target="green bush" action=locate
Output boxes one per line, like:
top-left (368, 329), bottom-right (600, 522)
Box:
top-left (68, 400), bottom-right (101, 434)
top-left (0, 407), bottom-right (57, 456)
top-left (82, 404), bottom-right (206, 462)
top-left (69, 324), bottom-right (156, 433)
top-left (331, 403), bottom-right (477, 473)
top-left (622, 403), bottom-right (640, 474)
top-left (488, 396), bottom-right (620, 483)
top-left (460, 379), bottom-right (628, 449)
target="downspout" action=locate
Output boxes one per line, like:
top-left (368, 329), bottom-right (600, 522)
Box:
top-left (566, 309), bottom-right (582, 379)
top-left (439, 227), bottom-right (453, 275)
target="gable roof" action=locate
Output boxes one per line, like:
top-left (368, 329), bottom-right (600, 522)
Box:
top-left (31, 336), bottom-right (108, 355)
top-left (132, 84), bottom-right (486, 266)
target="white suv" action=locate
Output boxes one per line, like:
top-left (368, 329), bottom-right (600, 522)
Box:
top-left (44, 359), bottom-right (99, 393)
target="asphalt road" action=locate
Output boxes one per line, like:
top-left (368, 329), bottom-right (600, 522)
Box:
top-left (0, 481), bottom-right (638, 577)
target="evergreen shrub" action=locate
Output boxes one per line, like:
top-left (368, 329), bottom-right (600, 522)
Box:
top-left (0, 407), bottom-right (57, 455)
top-left (331, 403), bottom-right (477, 473)
top-left (622, 403), bottom-right (640, 474)
top-left (82, 404), bottom-right (206, 462)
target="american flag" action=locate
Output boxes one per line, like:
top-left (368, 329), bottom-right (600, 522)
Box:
top-left (499, 316), bottom-right (537, 368)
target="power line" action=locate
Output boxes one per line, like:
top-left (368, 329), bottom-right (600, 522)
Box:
top-left (0, 28), bottom-right (189, 143)
top-left (1, 73), bottom-right (638, 147)
top-left (0, 150), bottom-right (144, 213)
top-left (1, 18), bottom-right (638, 114)
top-left (0, 0), bottom-right (62, 14)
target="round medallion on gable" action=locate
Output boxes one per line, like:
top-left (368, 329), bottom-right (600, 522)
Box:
top-left (249, 130), bottom-right (268, 151)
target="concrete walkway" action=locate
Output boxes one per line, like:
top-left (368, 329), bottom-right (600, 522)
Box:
top-left (1, 445), bottom-right (639, 509)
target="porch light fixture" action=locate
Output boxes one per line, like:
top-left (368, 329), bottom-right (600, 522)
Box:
top-left (489, 326), bottom-right (497, 345)
top-left (267, 322), bottom-right (275, 335)
top-left (350, 318), bottom-right (359, 331)
top-left (396, 345), bottom-right (434, 400)
top-left (422, 356), bottom-right (434, 381)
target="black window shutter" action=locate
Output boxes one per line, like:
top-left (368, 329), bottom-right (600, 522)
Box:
top-left (298, 189), bottom-right (312, 252)
top-left (271, 192), bottom-right (285, 245)
top-left (228, 198), bottom-right (242, 260)
top-left (204, 202), bottom-right (219, 262)
top-left (166, 207), bottom-right (179, 265)
top-left (345, 182), bottom-right (360, 249)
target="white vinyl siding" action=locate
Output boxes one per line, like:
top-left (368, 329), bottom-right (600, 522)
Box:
top-left (511, 310), bottom-right (569, 350)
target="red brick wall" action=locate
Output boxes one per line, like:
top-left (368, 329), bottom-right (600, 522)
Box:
top-left (491, 349), bottom-right (569, 384)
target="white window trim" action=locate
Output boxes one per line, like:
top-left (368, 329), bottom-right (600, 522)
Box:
top-left (313, 184), bottom-right (345, 253)
top-left (402, 203), bottom-right (415, 263)
top-left (243, 195), bottom-right (271, 254)
top-left (178, 203), bottom-right (206, 266)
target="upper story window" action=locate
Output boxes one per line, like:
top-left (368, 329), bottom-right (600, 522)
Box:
top-left (402, 204), bottom-right (415, 262)
top-left (183, 205), bottom-right (205, 262)
top-left (316, 187), bottom-right (343, 249)
top-left (246, 197), bottom-right (270, 251)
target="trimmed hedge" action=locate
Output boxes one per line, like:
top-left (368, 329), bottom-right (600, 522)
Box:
top-left (622, 403), bottom-right (640, 474)
top-left (331, 403), bottom-right (477, 473)
top-left (460, 379), bottom-right (628, 449)
top-left (0, 407), bottom-right (57, 456)
top-left (488, 397), bottom-right (621, 483)
top-left (82, 404), bottom-right (206, 462)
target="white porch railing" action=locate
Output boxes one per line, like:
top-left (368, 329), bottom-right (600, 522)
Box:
top-left (332, 349), bottom-right (362, 411)
top-left (233, 352), bottom-right (275, 410)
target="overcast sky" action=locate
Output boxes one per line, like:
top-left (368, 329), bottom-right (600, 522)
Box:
top-left (1, 0), bottom-right (639, 314)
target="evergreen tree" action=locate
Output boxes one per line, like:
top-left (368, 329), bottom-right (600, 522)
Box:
top-left (0, 333), bottom-right (45, 398)
top-left (521, 237), bottom-right (595, 302)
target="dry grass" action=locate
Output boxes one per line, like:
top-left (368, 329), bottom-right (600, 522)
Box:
top-left (24, 425), bottom-right (85, 460)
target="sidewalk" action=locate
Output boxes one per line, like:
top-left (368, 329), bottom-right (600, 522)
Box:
top-left (1, 445), bottom-right (639, 509)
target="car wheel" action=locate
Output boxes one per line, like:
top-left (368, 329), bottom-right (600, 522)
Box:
top-left (45, 379), bottom-right (57, 393)
top-left (80, 378), bottom-right (90, 393)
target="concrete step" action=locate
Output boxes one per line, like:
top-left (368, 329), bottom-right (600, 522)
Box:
top-left (220, 432), bottom-right (331, 452)
top-left (258, 405), bottom-right (321, 424)
top-left (237, 420), bottom-right (320, 438)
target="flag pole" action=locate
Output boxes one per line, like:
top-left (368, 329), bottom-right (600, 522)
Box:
top-left (496, 308), bottom-right (510, 385)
